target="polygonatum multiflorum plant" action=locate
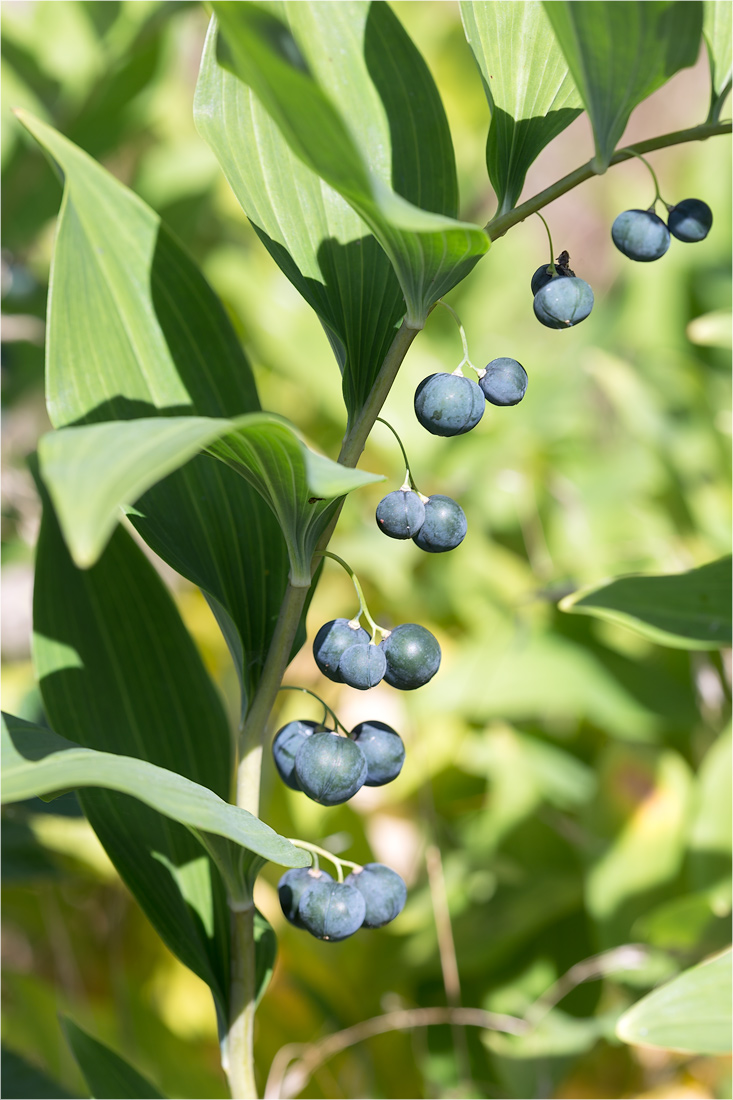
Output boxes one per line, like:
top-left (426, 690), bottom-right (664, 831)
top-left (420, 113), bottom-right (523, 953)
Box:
top-left (2, 2), bottom-right (730, 1098)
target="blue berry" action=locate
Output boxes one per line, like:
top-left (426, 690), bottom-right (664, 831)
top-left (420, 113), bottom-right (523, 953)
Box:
top-left (272, 719), bottom-right (321, 790)
top-left (376, 490), bottom-right (425, 539)
top-left (533, 277), bottom-right (594, 329)
top-left (412, 494), bottom-right (467, 553)
top-left (350, 721), bottom-right (405, 786)
top-left (531, 263), bottom-right (570, 296)
top-left (479, 358), bottom-right (528, 406)
top-left (278, 867), bottom-right (332, 927)
top-left (313, 618), bottom-right (369, 683)
top-left (294, 731), bottom-right (368, 805)
top-left (667, 198), bottom-right (712, 242)
top-left (345, 863), bottom-right (407, 928)
top-left (611, 209), bottom-right (670, 261)
top-left (298, 878), bottom-right (366, 941)
top-left (383, 623), bottom-right (441, 691)
top-left (414, 373), bottom-right (484, 436)
top-left (338, 642), bottom-right (387, 690)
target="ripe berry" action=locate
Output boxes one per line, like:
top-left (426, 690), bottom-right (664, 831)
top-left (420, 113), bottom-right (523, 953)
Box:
top-left (338, 641), bottom-right (387, 690)
top-left (272, 719), bottom-right (320, 790)
top-left (345, 863), bottom-right (407, 928)
top-left (611, 209), bottom-right (670, 261)
top-left (383, 623), bottom-right (441, 690)
top-left (313, 618), bottom-right (369, 683)
top-left (533, 277), bottom-right (594, 329)
top-left (412, 494), bottom-right (467, 553)
top-left (350, 720), bottom-right (405, 786)
top-left (414, 373), bottom-right (484, 436)
top-left (376, 490), bottom-right (425, 539)
top-left (298, 878), bottom-right (366, 941)
top-left (530, 263), bottom-right (570, 296)
top-left (278, 867), bottom-right (332, 926)
top-left (667, 198), bottom-right (713, 242)
top-left (479, 357), bottom-right (528, 407)
top-left (294, 731), bottom-right (368, 805)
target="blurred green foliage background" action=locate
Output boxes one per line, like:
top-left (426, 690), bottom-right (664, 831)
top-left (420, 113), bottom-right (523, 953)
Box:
top-left (1, 3), bottom-right (731, 1098)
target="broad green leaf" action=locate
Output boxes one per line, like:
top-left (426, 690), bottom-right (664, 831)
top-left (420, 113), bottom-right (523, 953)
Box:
top-left (2, 713), bottom-right (309, 870)
top-left (38, 414), bottom-right (382, 579)
top-left (616, 949), bottom-right (732, 1053)
top-left (460, 1), bottom-right (583, 216)
top-left (704, 1), bottom-right (732, 122)
top-left (17, 110), bottom-right (292, 710)
top-left (543, 2), bottom-right (703, 169)
top-left (61, 1018), bottom-right (164, 1100)
top-left (559, 556), bottom-right (732, 650)
top-left (33, 484), bottom-right (233, 1010)
top-left (209, 2), bottom-right (489, 328)
top-left (0, 1046), bottom-right (75, 1100)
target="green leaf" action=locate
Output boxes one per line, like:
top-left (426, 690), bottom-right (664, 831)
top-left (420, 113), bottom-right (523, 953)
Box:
top-left (0, 1046), bottom-right (75, 1100)
top-left (38, 414), bottom-right (381, 580)
top-left (254, 909), bottom-right (277, 1008)
top-left (559, 556), bottom-right (732, 650)
top-left (543, 2), bottom-right (703, 169)
top-left (616, 949), bottom-right (732, 1053)
top-left (208, 2), bottom-right (489, 328)
top-left (61, 1018), bottom-right (165, 1100)
top-left (460, 1), bottom-right (582, 216)
top-left (704, 1), bottom-right (733, 121)
top-left (485, 1008), bottom-right (619, 1059)
top-left (16, 110), bottom-right (292, 710)
top-left (2, 713), bottom-right (309, 870)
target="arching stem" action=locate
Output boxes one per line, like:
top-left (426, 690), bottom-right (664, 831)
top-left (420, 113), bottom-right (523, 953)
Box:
top-left (314, 550), bottom-right (391, 642)
top-left (375, 417), bottom-right (424, 496)
top-left (277, 685), bottom-right (348, 733)
top-left (287, 838), bottom-right (363, 883)
top-left (435, 299), bottom-right (478, 376)
top-left (618, 147), bottom-right (669, 209)
top-left (536, 212), bottom-right (556, 273)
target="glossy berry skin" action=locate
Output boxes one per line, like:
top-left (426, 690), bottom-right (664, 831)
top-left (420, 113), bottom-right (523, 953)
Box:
top-left (272, 719), bottom-right (321, 790)
top-left (383, 623), bottom-right (441, 691)
top-left (294, 731), bottom-right (368, 805)
top-left (668, 198), bottom-right (713, 242)
top-left (338, 642), bottom-right (387, 690)
top-left (298, 879), bottom-right (367, 941)
top-left (533, 277), bottom-right (594, 329)
top-left (412, 495), bottom-right (467, 553)
top-left (278, 867), bottom-right (332, 927)
top-left (313, 618), bottom-right (369, 683)
top-left (530, 264), bottom-right (570, 296)
top-left (345, 863), bottom-right (407, 929)
top-left (414, 373), bottom-right (485, 436)
top-left (350, 720), bottom-right (405, 786)
top-left (376, 490), bottom-right (425, 539)
top-left (479, 357), bottom-right (528, 407)
top-left (611, 209), bottom-right (670, 261)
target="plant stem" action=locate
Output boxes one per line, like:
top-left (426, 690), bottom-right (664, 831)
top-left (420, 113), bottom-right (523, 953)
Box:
top-left (376, 417), bottom-right (421, 495)
top-left (486, 121), bottom-right (732, 241)
top-left (535, 212), bottom-right (556, 271)
top-left (228, 904), bottom-right (259, 1100)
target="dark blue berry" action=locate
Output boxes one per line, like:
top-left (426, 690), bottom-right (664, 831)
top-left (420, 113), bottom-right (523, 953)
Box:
top-left (414, 373), bottom-right (484, 436)
top-left (611, 209), bottom-right (670, 261)
top-left (376, 490), bottom-right (425, 539)
top-left (479, 357), bottom-right (528, 406)
top-left (530, 263), bottom-right (570, 296)
top-left (272, 719), bottom-right (321, 790)
top-left (412, 495), bottom-right (467, 553)
top-left (668, 198), bottom-right (713, 242)
top-left (278, 866), bottom-right (332, 927)
top-left (345, 863), bottom-right (407, 928)
top-left (294, 731), bottom-right (368, 805)
top-left (383, 623), bottom-right (441, 691)
top-left (338, 642), bottom-right (387, 690)
top-left (533, 277), bottom-right (594, 328)
top-left (298, 878), bottom-right (367, 941)
top-left (313, 618), bottom-right (369, 683)
top-left (350, 721), bottom-right (405, 786)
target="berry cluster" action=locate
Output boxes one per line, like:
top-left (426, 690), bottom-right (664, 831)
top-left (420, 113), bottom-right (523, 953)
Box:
top-left (612, 197), bottom-right (712, 262)
top-left (314, 617), bottom-right (441, 692)
top-left (278, 861), bottom-right (407, 941)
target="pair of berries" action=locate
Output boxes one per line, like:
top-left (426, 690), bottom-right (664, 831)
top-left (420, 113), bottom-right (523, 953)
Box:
top-left (611, 198), bottom-right (712, 262)
top-left (313, 618), bottom-right (441, 691)
top-left (272, 718), bottom-right (405, 804)
top-left (414, 357), bottom-right (528, 438)
top-left (278, 862), bottom-right (407, 941)
top-left (376, 490), bottom-right (466, 552)
top-left (530, 250), bottom-right (594, 329)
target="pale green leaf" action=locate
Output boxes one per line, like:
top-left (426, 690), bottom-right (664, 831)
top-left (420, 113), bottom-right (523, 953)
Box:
top-left (2, 713), bottom-right (309, 870)
top-left (485, 1008), bottom-right (619, 1059)
top-left (616, 949), bottom-right (732, 1053)
top-left (703, 1), bottom-right (732, 121)
top-left (544, 2), bottom-right (703, 169)
top-left (559, 556), bottom-right (732, 650)
top-left (460, 1), bottom-right (583, 216)
top-left (209, 1), bottom-right (489, 327)
top-left (61, 1018), bottom-right (165, 1100)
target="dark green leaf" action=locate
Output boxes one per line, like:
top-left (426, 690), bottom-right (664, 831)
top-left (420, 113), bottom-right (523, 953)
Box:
top-left (61, 1018), bottom-right (165, 1100)
top-left (254, 909), bottom-right (277, 1008)
top-left (0, 1046), bottom-right (75, 1100)
top-left (544, 2), bottom-right (703, 169)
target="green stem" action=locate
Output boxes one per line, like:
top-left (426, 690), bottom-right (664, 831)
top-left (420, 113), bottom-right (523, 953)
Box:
top-left (376, 417), bottom-right (422, 495)
top-left (287, 838), bottom-right (363, 883)
top-left (617, 148), bottom-right (666, 207)
top-left (487, 121), bottom-right (732, 241)
top-left (535, 212), bottom-right (556, 272)
top-left (227, 905), bottom-right (258, 1100)
top-left (435, 299), bottom-right (477, 375)
top-left (315, 550), bottom-right (390, 641)
top-left (278, 685), bottom-right (348, 733)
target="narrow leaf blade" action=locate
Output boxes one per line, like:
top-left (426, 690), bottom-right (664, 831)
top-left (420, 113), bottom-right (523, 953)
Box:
top-left (703, 0), bottom-right (733, 120)
top-left (61, 1018), bottom-right (165, 1100)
